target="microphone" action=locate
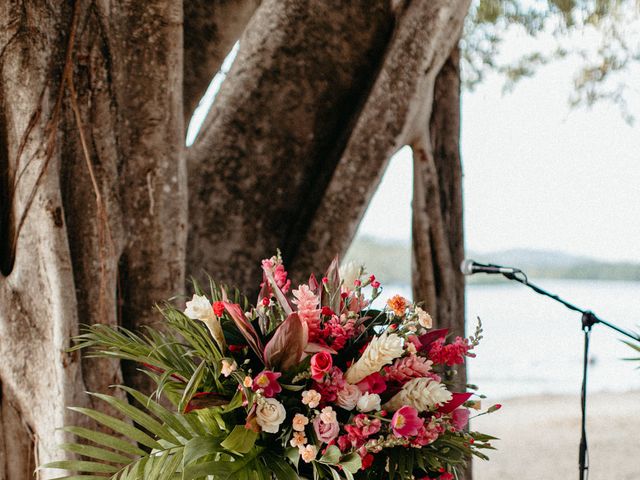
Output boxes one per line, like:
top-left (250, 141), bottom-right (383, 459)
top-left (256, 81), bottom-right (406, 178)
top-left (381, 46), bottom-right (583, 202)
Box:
top-left (460, 259), bottom-right (520, 276)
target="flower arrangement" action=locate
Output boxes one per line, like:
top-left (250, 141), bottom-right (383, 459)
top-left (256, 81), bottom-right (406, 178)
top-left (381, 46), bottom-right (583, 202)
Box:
top-left (43, 254), bottom-right (497, 480)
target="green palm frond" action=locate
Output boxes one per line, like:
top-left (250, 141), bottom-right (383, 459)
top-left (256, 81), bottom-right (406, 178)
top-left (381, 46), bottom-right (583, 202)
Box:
top-left (41, 387), bottom-right (282, 480)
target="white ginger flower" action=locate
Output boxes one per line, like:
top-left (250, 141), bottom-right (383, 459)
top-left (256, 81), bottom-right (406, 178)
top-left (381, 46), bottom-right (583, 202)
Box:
top-left (344, 332), bottom-right (404, 384)
top-left (383, 377), bottom-right (452, 412)
top-left (184, 294), bottom-right (226, 351)
top-left (339, 261), bottom-right (362, 289)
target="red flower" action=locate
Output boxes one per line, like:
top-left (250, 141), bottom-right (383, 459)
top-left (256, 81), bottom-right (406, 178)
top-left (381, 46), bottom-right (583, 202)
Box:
top-left (252, 370), bottom-right (282, 398)
top-left (357, 372), bottom-right (387, 395)
top-left (310, 352), bottom-right (333, 381)
top-left (212, 301), bottom-right (225, 317)
top-left (361, 453), bottom-right (374, 470)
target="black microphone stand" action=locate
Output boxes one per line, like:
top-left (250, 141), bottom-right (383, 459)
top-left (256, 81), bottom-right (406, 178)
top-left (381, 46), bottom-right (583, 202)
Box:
top-left (497, 269), bottom-right (640, 480)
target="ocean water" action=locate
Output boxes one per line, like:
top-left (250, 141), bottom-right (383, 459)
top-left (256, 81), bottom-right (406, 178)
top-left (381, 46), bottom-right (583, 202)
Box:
top-left (379, 280), bottom-right (640, 399)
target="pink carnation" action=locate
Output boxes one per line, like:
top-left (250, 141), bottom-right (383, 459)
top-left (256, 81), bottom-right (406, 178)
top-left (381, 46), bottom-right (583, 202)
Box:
top-left (252, 370), bottom-right (282, 398)
top-left (428, 337), bottom-right (474, 367)
top-left (391, 406), bottom-right (424, 438)
top-left (292, 285), bottom-right (322, 342)
top-left (320, 314), bottom-right (357, 351)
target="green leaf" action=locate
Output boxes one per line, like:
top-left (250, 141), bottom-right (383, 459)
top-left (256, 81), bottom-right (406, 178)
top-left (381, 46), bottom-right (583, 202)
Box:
top-left (183, 435), bottom-right (224, 467)
top-left (68, 407), bottom-right (162, 450)
top-left (220, 425), bottom-right (258, 454)
top-left (62, 426), bottom-right (147, 456)
top-left (89, 392), bottom-right (181, 445)
top-left (40, 460), bottom-right (119, 474)
top-left (319, 445), bottom-right (341, 465)
top-left (339, 452), bottom-right (362, 474)
top-left (59, 442), bottom-right (131, 464)
top-left (116, 385), bottom-right (194, 439)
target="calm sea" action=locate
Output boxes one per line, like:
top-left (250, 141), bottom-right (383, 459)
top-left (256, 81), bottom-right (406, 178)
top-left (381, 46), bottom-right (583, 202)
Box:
top-left (380, 280), bottom-right (640, 399)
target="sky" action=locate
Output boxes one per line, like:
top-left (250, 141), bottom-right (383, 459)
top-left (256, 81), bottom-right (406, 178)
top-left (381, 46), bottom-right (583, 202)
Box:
top-left (188, 30), bottom-right (640, 263)
top-left (357, 29), bottom-right (640, 263)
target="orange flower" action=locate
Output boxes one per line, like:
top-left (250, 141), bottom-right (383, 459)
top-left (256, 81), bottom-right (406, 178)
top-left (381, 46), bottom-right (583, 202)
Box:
top-left (387, 295), bottom-right (408, 316)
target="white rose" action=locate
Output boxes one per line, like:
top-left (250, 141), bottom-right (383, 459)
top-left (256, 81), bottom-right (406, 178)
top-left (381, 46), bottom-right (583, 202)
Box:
top-left (356, 392), bottom-right (381, 412)
top-left (336, 383), bottom-right (361, 411)
top-left (383, 377), bottom-right (452, 412)
top-left (345, 332), bottom-right (404, 384)
top-left (184, 294), bottom-right (214, 322)
top-left (256, 398), bottom-right (286, 434)
top-left (339, 261), bottom-right (362, 289)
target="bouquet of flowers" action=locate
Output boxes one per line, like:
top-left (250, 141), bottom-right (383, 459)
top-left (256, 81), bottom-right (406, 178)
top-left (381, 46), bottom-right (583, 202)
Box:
top-left (43, 253), bottom-right (497, 480)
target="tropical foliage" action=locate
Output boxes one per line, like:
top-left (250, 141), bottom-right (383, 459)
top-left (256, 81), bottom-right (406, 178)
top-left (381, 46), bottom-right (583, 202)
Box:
top-left (42, 254), bottom-right (498, 480)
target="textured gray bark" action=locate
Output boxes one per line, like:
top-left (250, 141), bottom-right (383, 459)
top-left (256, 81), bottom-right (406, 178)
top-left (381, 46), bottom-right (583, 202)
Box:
top-left (0, 1), bottom-right (186, 477)
top-left (183, 0), bottom-right (261, 121)
top-left (412, 47), bottom-right (465, 340)
top-left (188, 0), bottom-right (471, 288)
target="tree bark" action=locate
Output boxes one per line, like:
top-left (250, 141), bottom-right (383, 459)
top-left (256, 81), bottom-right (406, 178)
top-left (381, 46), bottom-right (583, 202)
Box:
top-left (411, 46), bottom-right (468, 476)
top-left (188, 0), bottom-right (471, 289)
top-left (183, 0), bottom-right (261, 122)
top-left (0, 1), bottom-right (186, 476)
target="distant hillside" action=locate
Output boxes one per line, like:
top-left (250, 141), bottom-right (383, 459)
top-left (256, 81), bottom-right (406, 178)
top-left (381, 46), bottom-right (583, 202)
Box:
top-left (345, 237), bottom-right (640, 285)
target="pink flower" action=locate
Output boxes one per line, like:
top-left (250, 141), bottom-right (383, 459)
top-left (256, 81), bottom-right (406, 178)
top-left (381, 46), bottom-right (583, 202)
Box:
top-left (343, 414), bottom-right (382, 447)
top-left (310, 352), bottom-right (333, 381)
top-left (357, 372), bottom-right (387, 395)
top-left (313, 367), bottom-right (346, 403)
top-left (391, 406), bottom-right (424, 438)
top-left (252, 370), bottom-right (282, 398)
top-left (451, 408), bottom-right (470, 431)
top-left (313, 415), bottom-right (340, 443)
top-left (428, 337), bottom-right (474, 366)
top-left (261, 257), bottom-right (291, 293)
top-left (412, 419), bottom-right (445, 446)
top-left (292, 285), bottom-right (322, 342)
top-left (385, 355), bottom-right (434, 384)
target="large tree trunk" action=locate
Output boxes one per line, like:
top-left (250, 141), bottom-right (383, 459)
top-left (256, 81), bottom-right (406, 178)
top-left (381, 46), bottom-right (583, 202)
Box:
top-left (0, 1), bottom-right (186, 476)
top-left (188, 0), bottom-right (470, 287)
top-left (1, 1), bottom-right (471, 478)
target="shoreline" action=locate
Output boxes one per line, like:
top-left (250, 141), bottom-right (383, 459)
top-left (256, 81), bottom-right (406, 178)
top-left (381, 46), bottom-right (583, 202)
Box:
top-left (471, 390), bottom-right (640, 479)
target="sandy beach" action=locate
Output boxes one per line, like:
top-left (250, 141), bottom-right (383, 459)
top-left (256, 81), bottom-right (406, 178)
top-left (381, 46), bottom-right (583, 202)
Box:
top-left (471, 391), bottom-right (640, 479)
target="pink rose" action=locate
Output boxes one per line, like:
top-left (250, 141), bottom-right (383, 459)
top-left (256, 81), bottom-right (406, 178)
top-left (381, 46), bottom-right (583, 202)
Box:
top-left (313, 415), bottom-right (340, 443)
top-left (310, 352), bottom-right (333, 381)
